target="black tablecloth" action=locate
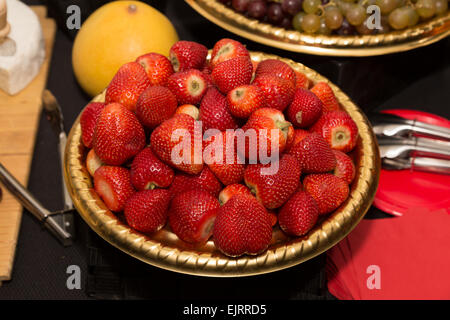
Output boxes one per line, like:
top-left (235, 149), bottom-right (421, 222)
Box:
top-left (0, 0), bottom-right (448, 300)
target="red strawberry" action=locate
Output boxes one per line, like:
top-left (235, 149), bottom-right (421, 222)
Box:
top-left (130, 147), bottom-right (175, 191)
top-left (311, 110), bottom-right (359, 153)
top-left (80, 102), bottom-right (105, 148)
top-left (295, 71), bottom-right (310, 89)
top-left (124, 189), bottom-right (171, 233)
top-left (227, 84), bottom-right (265, 119)
top-left (201, 64), bottom-right (215, 88)
top-left (287, 132), bottom-right (336, 173)
top-left (239, 108), bottom-right (293, 161)
top-left (268, 211), bottom-right (278, 227)
top-left (136, 52), bottom-right (174, 87)
top-left (169, 40), bottom-right (208, 72)
top-left (278, 191), bottom-right (319, 236)
top-left (284, 128), bottom-right (309, 153)
top-left (210, 38), bottom-right (250, 68)
top-left (202, 63), bottom-right (212, 75)
top-left (94, 103), bottom-right (146, 165)
top-left (175, 104), bottom-right (200, 120)
top-left (286, 88), bottom-right (323, 128)
top-left (150, 113), bottom-right (203, 174)
top-left (86, 149), bottom-right (104, 177)
top-left (167, 69), bottom-right (207, 105)
top-left (199, 87), bottom-right (238, 132)
top-left (169, 166), bottom-right (222, 199)
top-left (252, 74), bottom-right (295, 112)
top-left (333, 150), bottom-right (356, 184)
top-left (94, 166), bottom-right (135, 212)
top-left (244, 154), bottom-right (301, 209)
top-left (311, 82), bottom-right (340, 112)
top-left (213, 194), bottom-right (272, 257)
top-left (136, 86), bottom-right (177, 129)
top-left (212, 56), bottom-right (253, 94)
top-left (204, 131), bottom-right (245, 185)
top-left (169, 189), bottom-right (220, 244)
top-left (284, 125), bottom-right (296, 153)
top-left (303, 173), bottom-right (349, 215)
top-left (105, 62), bottom-right (151, 112)
top-left (218, 183), bottom-right (252, 205)
top-left (255, 59), bottom-right (296, 87)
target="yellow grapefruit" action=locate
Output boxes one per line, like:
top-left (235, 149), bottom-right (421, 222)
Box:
top-left (72, 1), bottom-right (179, 97)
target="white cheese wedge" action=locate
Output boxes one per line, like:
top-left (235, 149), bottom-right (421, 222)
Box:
top-left (0, 0), bottom-right (45, 95)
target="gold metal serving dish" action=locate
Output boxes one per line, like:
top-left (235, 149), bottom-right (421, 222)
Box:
top-left (186, 0), bottom-right (450, 56)
top-left (64, 51), bottom-right (380, 277)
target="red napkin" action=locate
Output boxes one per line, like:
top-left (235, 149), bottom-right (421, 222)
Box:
top-left (327, 207), bottom-right (450, 300)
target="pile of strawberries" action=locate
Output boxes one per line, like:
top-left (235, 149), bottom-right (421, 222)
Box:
top-left (79, 38), bottom-right (359, 258)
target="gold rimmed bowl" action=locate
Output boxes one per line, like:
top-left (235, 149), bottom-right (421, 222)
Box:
top-left (186, 0), bottom-right (450, 56)
top-left (64, 51), bottom-right (380, 277)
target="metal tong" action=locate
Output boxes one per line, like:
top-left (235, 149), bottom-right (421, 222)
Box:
top-left (0, 163), bottom-right (73, 246)
top-left (0, 91), bottom-right (75, 246)
top-left (370, 112), bottom-right (450, 175)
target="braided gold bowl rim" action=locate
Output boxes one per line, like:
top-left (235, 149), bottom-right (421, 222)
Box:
top-left (185, 0), bottom-right (450, 56)
top-left (64, 51), bottom-right (380, 277)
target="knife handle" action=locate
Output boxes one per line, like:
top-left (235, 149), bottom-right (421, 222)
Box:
top-left (0, 162), bottom-right (72, 245)
top-left (411, 157), bottom-right (450, 175)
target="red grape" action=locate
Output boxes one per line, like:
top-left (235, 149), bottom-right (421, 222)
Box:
top-left (280, 16), bottom-right (293, 28)
top-left (267, 3), bottom-right (285, 24)
top-left (335, 19), bottom-right (356, 35)
top-left (232, 0), bottom-right (250, 12)
top-left (282, 0), bottom-right (303, 16)
top-left (248, 0), bottom-right (268, 19)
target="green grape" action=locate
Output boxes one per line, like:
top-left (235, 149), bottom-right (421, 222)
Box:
top-left (358, 0), bottom-right (377, 5)
top-left (346, 4), bottom-right (367, 25)
top-left (388, 7), bottom-right (410, 29)
top-left (302, 0), bottom-right (321, 14)
top-left (337, 0), bottom-right (353, 14)
top-left (324, 6), bottom-right (344, 30)
top-left (318, 18), bottom-right (332, 34)
top-left (404, 6), bottom-right (419, 26)
top-left (292, 12), bottom-right (306, 31)
top-left (375, 0), bottom-right (399, 14)
top-left (416, 0), bottom-right (436, 18)
top-left (435, 0), bottom-right (448, 15)
top-left (301, 13), bottom-right (321, 33)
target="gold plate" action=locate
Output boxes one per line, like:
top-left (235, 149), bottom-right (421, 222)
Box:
top-left (186, 0), bottom-right (450, 56)
top-left (64, 51), bottom-right (380, 277)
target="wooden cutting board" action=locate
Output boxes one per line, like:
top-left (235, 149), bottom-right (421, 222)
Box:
top-left (0, 6), bottom-right (56, 285)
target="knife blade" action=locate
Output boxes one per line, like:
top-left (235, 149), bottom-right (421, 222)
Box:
top-left (41, 90), bottom-right (75, 239)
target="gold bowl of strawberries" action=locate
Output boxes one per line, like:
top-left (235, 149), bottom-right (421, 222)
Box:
top-left (64, 38), bottom-right (380, 277)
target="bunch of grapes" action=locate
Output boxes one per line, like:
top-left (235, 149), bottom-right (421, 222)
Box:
top-left (220, 0), bottom-right (448, 35)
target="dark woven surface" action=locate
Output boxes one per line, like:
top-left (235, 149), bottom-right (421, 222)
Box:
top-left (0, 0), bottom-right (448, 300)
